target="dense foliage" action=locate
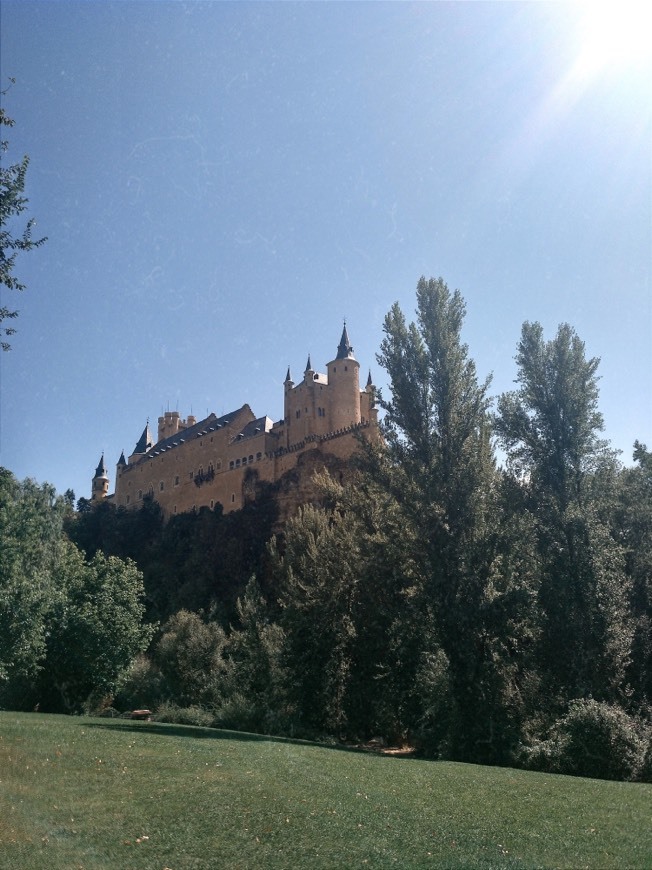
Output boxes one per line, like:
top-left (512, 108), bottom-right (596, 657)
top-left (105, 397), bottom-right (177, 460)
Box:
top-left (2, 277), bottom-right (650, 780)
top-left (0, 93), bottom-right (47, 350)
top-left (0, 470), bottom-right (152, 712)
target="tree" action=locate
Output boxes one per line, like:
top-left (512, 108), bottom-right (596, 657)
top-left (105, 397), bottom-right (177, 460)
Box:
top-left (495, 322), bottom-right (632, 705)
top-left (0, 468), bottom-right (153, 712)
top-left (153, 610), bottom-right (229, 708)
top-left (495, 322), bottom-right (607, 510)
top-left (1, 87), bottom-right (46, 350)
top-left (374, 277), bottom-right (530, 762)
top-left (0, 469), bottom-right (66, 686)
top-left (220, 577), bottom-right (287, 734)
top-left (272, 505), bottom-right (361, 735)
top-left (614, 442), bottom-right (652, 706)
top-left (37, 547), bottom-right (154, 712)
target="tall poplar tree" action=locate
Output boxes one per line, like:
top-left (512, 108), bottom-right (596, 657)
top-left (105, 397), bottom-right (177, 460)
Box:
top-left (495, 322), bottom-right (632, 705)
top-left (375, 277), bottom-right (523, 761)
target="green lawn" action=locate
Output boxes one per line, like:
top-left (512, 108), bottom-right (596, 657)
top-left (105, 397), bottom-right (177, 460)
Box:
top-left (0, 712), bottom-right (649, 869)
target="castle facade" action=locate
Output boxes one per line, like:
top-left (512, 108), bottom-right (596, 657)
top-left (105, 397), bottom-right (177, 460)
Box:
top-left (91, 325), bottom-right (377, 519)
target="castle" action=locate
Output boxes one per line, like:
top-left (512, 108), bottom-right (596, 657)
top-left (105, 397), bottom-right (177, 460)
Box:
top-left (91, 325), bottom-right (378, 520)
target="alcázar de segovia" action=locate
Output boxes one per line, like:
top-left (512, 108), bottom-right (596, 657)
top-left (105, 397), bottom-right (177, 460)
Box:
top-left (91, 324), bottom-right (378, 521)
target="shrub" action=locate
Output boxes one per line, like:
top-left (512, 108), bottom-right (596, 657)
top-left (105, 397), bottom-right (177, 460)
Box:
top-left (212, 692), bottom-right (261, 733)
top-left (113, 654), bottom-right (166, 711)
top-left (153, 611), bottom-right (229, 707)
top-left (153, 702), bottom-right (215, 728)
top-left (640, 737), bottom-right (652, 783)
top-left (522, 699), bottom-right (646, 781)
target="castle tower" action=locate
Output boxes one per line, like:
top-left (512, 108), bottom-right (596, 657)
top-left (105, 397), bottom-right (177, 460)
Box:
top-left (360, 370), bottom-right (378, 425)
top-left (91, 454), bottom-right (109, 503)
top-left (326, 322), bottom-right (361, 431)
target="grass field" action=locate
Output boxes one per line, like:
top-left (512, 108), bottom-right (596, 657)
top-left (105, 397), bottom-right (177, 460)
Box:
top-left (0, 712), bottom-right (650, 869)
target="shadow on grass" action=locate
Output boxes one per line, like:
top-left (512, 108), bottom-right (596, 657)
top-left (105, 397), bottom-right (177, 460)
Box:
top-left (86, 719), bottom-right (374, 756)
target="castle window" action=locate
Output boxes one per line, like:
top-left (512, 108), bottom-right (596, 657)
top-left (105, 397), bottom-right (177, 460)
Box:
top-left (174, 505), bottom-right (177, 514)
top-left (229, 460), bottom-right (234, 469)
top-left (231, 493), bottom-right (235, 503)
top-left (236, 458), bottom-right (241, 467)
top-left (296, 410), bottom-right (300, 419)
top-left (159, 481), bottom-right (164, 491)
top-left (174, 476), bottom-right (179, 486)
top-left (345, 365), bottom-right (348, 371)
top-left (248, 455), bottom-right (253, 462)
top-left (242, 457), bottom-right (247, 465)
top-left (210, 499), bottom-right (214, 509)
top-left (256, 452), bottom-right (262, 460)
top-left (126, 495), bottom-right (130, 505)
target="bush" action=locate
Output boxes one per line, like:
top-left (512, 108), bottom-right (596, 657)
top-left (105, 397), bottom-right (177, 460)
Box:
top-left (522, 699), bottom-right (647, 781)
top-left (640, 737), bottom-right (652, 783)
top-left (212, 692), bottom-right (262, 733)
top-left (153, 702), bottom-right (215, 728)
top-left (113, 654), bottom-right (166, 711)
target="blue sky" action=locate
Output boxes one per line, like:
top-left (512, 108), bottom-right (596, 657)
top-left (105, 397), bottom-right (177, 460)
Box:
top-left (1, 1), bottom-right (650, 503)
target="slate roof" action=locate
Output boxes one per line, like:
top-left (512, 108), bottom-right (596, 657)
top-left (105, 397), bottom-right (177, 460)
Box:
top-left (233, 416), bottom-right (274, 442)
top-left (142, 406), bottom-right (251, 461)
top-left (335, 322), bottom-right (355, 360)
top-left (94, 454), bottom-right (108, 479)
top-left (132, 423), bottom-right (153, 455)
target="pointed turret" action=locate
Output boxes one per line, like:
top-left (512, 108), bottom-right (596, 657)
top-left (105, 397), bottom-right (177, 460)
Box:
top-left (91, 453), bottom-right (109, 503)
top-left (117, 450), bottom-right (127, 467)
top-left (133, 422), bottom-right (153, 455)
top-left (366, 370), bottom-right (373, 389)
top-left (305, 354), bottom-right (313, 372)
top-left (327, 322), bottom-right (361, 430)
top-left (129, 421), bottom-right (153, 463)
top-left (94, 454), bottom-right (108, 479)
top-left (285, 366), bottom-right (293, 384)
top-left (336, 321), bottom-right (355, 360)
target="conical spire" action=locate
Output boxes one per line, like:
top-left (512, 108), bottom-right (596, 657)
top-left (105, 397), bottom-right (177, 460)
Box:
top-left (305, 354), bottom-right (313, 372)
top-left (94, 454), bottom-right (108, 479)
top-left (285, 366), bottom-right (293, 383)
top-left (133, 421), bottom-right (153, 455)
top-left (336, 321), bottom-right (355, 360)
top-left (366, 370), bottom-right (373, 389)
top-left (117, 450), bottom-right (127, 467)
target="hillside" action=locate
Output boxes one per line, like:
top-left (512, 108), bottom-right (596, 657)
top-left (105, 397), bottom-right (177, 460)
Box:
top-left (1, 712), bottom-right (650, 869)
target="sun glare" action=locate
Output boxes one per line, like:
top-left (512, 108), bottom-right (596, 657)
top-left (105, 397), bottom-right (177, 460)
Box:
top-left (575, 0), bottom-right (652, 77)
